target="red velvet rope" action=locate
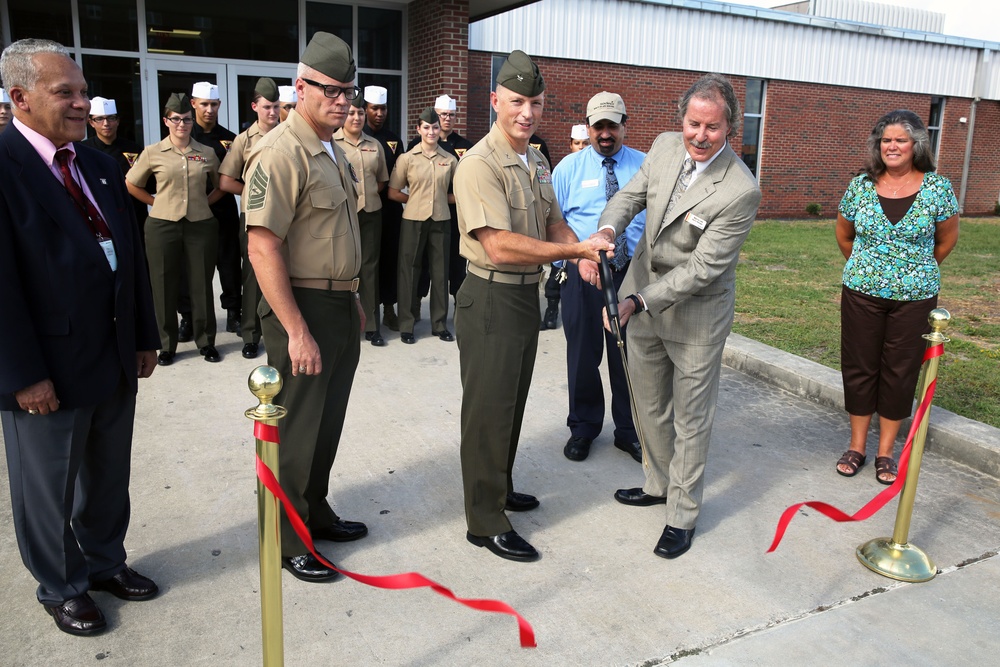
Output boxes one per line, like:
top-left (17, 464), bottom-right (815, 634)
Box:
top-left (252, 421), bottom-right (537, 648)
top-left (766, 343), bottom-right (944, 553)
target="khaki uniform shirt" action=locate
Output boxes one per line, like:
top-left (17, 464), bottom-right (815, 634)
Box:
top-left (219, 121), bottom-right (269, 213)
top-left (333, 129), bottom-right (388, 214)
top-left (243, 109), bottom-right (361, 281)
top-left (126, 137), bottom-right (219, 222)
top-left (388, 144), bottom-right (456, 222)
top-left (453, 123), bottom-right (561, 273)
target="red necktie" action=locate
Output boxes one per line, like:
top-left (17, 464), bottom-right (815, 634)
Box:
top-left (54, 148), bottom-right (113, 239)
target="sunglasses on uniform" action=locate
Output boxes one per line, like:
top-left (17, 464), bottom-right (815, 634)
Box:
top-left (301, 79), bottom-right (361, 100)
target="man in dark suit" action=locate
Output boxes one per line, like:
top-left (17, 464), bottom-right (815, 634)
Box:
top-left (589, 73), bottom-right (762, 559)
top-left (0, 39), bottom-right (161, 636)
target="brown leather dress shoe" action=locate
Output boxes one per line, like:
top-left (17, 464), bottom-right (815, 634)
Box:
top-left (91, 566), bottom-right (159, 601)
top-left (312, 519), bottom-right (368, 542)
top-left (45, 593), bottom-right (107, 636)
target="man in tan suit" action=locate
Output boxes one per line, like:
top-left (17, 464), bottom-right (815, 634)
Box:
top-left (588, 73), bottom-right (761, 559)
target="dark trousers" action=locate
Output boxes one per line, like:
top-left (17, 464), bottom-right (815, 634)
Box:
top-left (240, 215), bottom-right (261, 345)
top-left (146, 216), bottom-right (218, 351)
top-left (177, 199), bottom-right (241, 315)
top-left (358, 209), bottom-right (382, 333)
top-left (398, 218), bottom-right (450, 334)
top-left (2, 375), bottom-right (135, 605)
top-left (379, 201), bottom-right (403, 307)
top-left (261, 288), bottom-right (360, 556)
top-left (841, 286), bottom-right (936, 420)
top-left (418, 205), bottom-right (466, 298)
top-left (560, 262), bottom-right (637, 442)
top-left (456, 274), bottom-right (539, 536)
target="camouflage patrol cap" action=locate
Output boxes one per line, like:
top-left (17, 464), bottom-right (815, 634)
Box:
top-left (300, 31), bottom-right (356, 82)
top-left (495, 50), bottom-right (544, 97)
top-left (418, 107), bottom-right (439, 125)
top-left (254, 78), bottom-right (278, 103)
top-left (164, 93), bottom-right (190, 115)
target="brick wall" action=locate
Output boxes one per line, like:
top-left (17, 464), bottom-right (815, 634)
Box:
top-left (467, 50), bottom-right (1000, 217)
top-left (406, 0), bottom-right (469, 140)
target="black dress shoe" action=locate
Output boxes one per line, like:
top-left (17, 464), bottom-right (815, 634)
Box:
top-left (614, 439), bottom-right (643, 463)
top-left (282, 553), bottom-right (340, 582)
top-left (614, 487), bottom-right (666, 506)
top-left (45, 593), bottom-right (107, 636)
top-left (226, 309), bottom-right (241, 333)
top-left (541, 301), bottom-right (558, 330)
top-left (564, 435), bottom-right (593, 461)
top-left (432, 329), bottom-right (455, 342)
top-left (242, 342), bottom-right (259, 359)
top-left (157, 351), bottom-right (174, 366)
top-left (654, 525), bottom-right (695, 559)
top-left (401, 333), bottom-right (415, 344)
top-left (312, 519), bottom-right (368, 542)
top-left (365, 331), bottom-right (374, 341)
top-left (177, 316), bottom-right (193, 342)
top-left (90, 566), bottom-right (159, 601)
top-left (467, 530), bottom-right (539, 562)
top-left (200, 345), bottom-right (220, 362)
top-left (369, 332), bottom-right (386, 347)
top-left (505, 491), bottom-right (539, 512)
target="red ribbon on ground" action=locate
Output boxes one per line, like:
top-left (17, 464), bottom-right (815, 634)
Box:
top-left (252, 421), bottom-right (537, 648)
top-left (766, 344), bottom-right (944, 553)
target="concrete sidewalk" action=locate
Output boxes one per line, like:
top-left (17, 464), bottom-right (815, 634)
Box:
top-left (2, 303), bottom-right (999, 666)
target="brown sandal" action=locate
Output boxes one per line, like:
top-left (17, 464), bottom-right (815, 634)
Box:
top-left (836, 450), bottom-right (866, 477)
top-left (875, 456), bottom-right (898, 485)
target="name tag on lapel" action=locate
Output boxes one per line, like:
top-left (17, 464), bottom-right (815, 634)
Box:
top-left (685, 212), bottom-right (708, 230)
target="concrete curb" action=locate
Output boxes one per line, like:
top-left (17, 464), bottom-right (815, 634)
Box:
top-left (723, 333), bottom-right (1000, 479)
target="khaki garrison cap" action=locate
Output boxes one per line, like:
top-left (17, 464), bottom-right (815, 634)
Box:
top-left (300, 31), bottom-right (356, 82)
top-left (418, 107), bottom-right (439, 125)
top-left (255, 78), bottom-right (278, 102)
top-left (495, 50), bottom-right (544, 97)
top-left (165, 93), bottom-right (190, 114)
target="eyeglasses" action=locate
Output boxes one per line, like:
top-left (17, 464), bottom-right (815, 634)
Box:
top-left (436, 112), bottom-right (455, 118)
top-left (301, 78), bottom-right (360, 100)
top-left (165, 116), bottom-right (194, 125)
top-left (90, 115), bottom-right (119, 123)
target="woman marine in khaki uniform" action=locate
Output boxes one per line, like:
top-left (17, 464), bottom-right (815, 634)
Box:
top-left (388, 107), bottom-right (457, 344)
top-left (126, 93), bottom-right (223, 365)
top-left (335, 95), bottom-right (389, 346)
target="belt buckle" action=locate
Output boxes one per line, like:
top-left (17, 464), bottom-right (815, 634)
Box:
top-left (350, 277), bottom-right (359, 291)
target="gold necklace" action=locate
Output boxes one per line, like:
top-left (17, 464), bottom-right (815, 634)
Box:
top-left (880, 173), bottom-right (914, 197)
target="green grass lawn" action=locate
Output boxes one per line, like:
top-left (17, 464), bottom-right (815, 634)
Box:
top-left (733, 217), bottom-right (1000, 429)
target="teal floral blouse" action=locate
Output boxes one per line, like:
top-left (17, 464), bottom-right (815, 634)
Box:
top-left (839, 172), bottom-right (958, 301)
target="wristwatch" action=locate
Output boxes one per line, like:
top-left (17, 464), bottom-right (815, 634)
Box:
top-left (627, 294), bottom-right (644, 313)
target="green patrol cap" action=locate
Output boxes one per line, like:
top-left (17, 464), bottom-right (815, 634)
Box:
top-left (495, 50), bottom-right (544, 97)
top-left (164, 92), bottom-right (190, 114)
top-left (300, 31), bottom-right (356, 82)
top-left (418, 107), bottom-right (439, 125)
top-left (255, 77), bottom-right (278, 102)
top-left (350, 94), bottom-right (365, 109)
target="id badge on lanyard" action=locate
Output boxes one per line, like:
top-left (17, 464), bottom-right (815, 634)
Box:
top-left (99, 236), bottom-right (118, 271)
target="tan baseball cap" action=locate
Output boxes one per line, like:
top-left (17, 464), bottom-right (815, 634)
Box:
top-left (586, 92), bottom-right (626, 124)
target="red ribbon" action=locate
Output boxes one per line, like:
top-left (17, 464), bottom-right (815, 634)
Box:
top-left (766, 344), bottom-right (944, 553)
top-left (252, 421), bottom-right (537, 648)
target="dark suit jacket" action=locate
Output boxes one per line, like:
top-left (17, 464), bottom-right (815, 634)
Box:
top-left (0, 124), bottom-right (159, 411)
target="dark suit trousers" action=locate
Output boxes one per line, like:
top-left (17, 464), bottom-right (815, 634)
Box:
top-left (262, 288), bottom-right (360, 556)
top-left (1, 375), bottom-right (135, 605)
top-left (560, 262), bottom-right (637, 442)
top-left (456, 274), bottom-right (539, 536)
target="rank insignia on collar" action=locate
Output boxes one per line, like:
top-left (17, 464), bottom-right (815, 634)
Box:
top-left (220, 140), bottom-right (233, 152)
top-left (123, 152), bottom-right (139, 167)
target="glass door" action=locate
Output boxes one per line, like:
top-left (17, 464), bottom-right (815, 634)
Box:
top-left (143, 59), bottom-right (227, 146)
top-left (225, 64), bottom-right (296, 134)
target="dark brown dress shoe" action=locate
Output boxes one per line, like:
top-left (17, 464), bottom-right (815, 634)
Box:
top-left (45, 593), bottom-right (107, 636)
top-left (614, 439), bottom-right (643, 463)
top-left (564, 435), bottom-right (593, 461)
top-left (91, 566), bottom-right (159, 601)
top-left (312, 519), bottom-right (368, 542)
top-left (467, 530), bottom-right (539, 562)
top-left (282, 553), bottom-right (340, 582)
top-left (504, 491), bottom-right (540, 512)
top-left (614, 487), bottom-right (666, 506)
top-left (653, 525), bottom-right (695, 559)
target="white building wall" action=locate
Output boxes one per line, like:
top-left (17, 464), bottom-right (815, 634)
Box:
top-left (468, 0), bottom-right (1000, 100)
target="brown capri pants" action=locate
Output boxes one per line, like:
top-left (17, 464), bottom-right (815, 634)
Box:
top-left (840, 286), bottom-right (937, 420)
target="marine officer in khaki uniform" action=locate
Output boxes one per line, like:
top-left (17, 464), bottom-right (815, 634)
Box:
top-left (246, 32), bottom-right (368, 583)
top-left (126, 93), bottom-right (223, 365)
top-left (219, 77), bottom-right (282, 360)
top-left (335, 95), bottom-right (389, 346)
top-left (454, 51), bottom-right (612, 562)
top-left (388, 107), bottom-right (457, 344)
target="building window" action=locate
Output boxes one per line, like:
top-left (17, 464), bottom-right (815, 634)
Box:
top-left (81, 55), bottom-right (143, 143)
top-left (742, 78), bottom-right (766, 178)
top-left (928, 96), bottom-right (945, 157)
top-left (80, 0), bottom-right (140, 52)
top-left (358, 6), bottom-right (402, 70)
top-left (8, 0), bottom-right (74, 45)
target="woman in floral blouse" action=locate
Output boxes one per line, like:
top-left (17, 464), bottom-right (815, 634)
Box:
top-left (834, 109), bottom-right (959, 484)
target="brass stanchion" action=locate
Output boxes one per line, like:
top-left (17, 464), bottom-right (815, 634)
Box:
top-left (857, 308), bottom-right (951, 583)
top-left (246, 366), bottom-right (288, 666)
